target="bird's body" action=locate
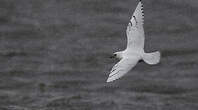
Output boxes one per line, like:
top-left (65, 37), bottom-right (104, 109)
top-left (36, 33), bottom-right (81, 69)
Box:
top-left (107, 0), bottom-right (160, 82)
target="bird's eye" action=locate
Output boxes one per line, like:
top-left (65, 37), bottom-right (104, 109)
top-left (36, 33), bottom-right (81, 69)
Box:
top-left (114, 54), bottom-right (117, 56)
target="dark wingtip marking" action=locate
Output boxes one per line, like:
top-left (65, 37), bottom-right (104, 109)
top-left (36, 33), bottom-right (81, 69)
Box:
top-left (141, 3), bottom-right (144, 8)
top-left (129, 21), bottom-right (132, 26)
top-left (133, 15), bottom-right (138, 23)
top-left (111, 69), bottom-right (116, 73)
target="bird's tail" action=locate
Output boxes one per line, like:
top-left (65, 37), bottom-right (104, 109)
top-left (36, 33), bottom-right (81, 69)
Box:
top-left (142, 51), bottom-right (160, 65)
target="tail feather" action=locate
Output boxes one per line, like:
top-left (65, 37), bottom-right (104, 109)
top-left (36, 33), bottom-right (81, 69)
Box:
top-left (143, 51), bottom-right (160, 65)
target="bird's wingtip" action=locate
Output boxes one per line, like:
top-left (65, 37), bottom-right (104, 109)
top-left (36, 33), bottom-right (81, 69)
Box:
top-left (106, 77), bottom-right (114, 83)
top-left (106, 78), bottom-right (111, 83)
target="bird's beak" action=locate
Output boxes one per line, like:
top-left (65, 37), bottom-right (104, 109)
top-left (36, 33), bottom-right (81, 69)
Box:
top-left (109, 55), bottom-right (115, 59)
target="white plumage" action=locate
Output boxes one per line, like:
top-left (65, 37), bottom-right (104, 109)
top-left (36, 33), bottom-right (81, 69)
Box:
top-left (107, 1), bottom-right (160, 82)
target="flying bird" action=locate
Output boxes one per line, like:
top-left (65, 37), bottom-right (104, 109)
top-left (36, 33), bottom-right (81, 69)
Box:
top-left (107, 0), bottom-right (160, 82)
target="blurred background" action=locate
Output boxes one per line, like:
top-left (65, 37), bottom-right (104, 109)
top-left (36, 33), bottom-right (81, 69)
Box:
top-left (0, 0), bottom-right (198, 110)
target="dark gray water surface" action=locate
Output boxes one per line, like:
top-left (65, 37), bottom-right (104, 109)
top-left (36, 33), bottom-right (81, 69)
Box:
top-left (0, 0), bottom-right (198, 110)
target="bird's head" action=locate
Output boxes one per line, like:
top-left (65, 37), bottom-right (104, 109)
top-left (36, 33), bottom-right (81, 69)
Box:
top-left (110, 51), bottom-right (123, 59)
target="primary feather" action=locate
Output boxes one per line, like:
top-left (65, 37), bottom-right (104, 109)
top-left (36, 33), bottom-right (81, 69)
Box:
top-left (126, 1), bottom-right (145, 51)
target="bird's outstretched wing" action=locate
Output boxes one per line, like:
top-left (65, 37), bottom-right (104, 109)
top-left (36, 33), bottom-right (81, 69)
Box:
top-left (107, 58), bottom-right (139, 82)
top-left (126, 1), bottom-right (145, 51)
